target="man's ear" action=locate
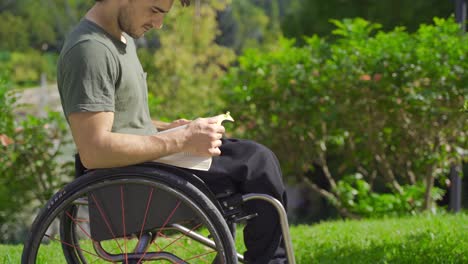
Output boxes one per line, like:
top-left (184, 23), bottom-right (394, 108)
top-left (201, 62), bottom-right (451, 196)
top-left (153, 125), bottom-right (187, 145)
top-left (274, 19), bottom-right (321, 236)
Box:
top-left (180, 0), bottom-right (190, 7)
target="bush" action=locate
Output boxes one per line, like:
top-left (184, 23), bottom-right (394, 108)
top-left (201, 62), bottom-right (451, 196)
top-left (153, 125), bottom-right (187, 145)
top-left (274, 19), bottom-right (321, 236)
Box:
top-left (223, 17), bottom-right (467, 217)
top-left (0, 51), bottom-right (57, 88)
top-left (335, 173), bottom-right (445, 217)
top-left (0, 77), bottom-right (73, 243)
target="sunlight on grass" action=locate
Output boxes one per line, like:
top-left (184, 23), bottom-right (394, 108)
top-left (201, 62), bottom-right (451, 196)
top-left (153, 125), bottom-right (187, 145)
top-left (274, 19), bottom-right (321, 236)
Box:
top-left (2, 214), bottom-right (467, 263)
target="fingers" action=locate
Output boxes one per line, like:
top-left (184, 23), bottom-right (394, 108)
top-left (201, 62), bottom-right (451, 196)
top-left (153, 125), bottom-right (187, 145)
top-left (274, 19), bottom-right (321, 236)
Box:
top-left (199, 140), bottom-right (222, 156)
top-left (216, 124), bottom-right (225, 134)
top-left (175, 119), bottom-right (191, 126)
top-left (178, 118), bottom-right (191, 123)
top-left (209, 147), bottom-right (221, 156)
top-left (206, 117), bottom-right (220, 124)
top-left (213, 139), bottom-right (222, 148)
top-left (184, 118), bottom-right (224, 156)
top-left (209, 140), bottom-right (222, 156)
top-left (194, 118), bottom-right (225, 133)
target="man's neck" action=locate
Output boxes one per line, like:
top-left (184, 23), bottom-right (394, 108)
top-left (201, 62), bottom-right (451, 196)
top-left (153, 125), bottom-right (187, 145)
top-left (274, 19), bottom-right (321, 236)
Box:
top-left (85, 3), bottom-right (127, 44)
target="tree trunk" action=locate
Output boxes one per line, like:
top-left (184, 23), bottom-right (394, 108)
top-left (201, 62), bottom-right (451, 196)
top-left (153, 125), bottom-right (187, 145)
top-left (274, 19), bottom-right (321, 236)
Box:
top-left (423, 135), bottom-right (441, 210)
top-left (299, 174), bottom-right (359, 219)
top-left (422, 172), bottom-right (435, 210)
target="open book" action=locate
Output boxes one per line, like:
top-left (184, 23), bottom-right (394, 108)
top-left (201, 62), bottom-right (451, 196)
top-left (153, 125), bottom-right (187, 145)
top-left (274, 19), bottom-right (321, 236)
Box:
top-left (152, 112), bottom-right (234, 171)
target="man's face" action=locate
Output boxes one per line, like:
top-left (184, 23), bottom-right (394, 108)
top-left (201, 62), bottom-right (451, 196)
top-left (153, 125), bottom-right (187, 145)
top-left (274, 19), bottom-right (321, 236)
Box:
top-left (118, 0), bottom-right (174, 38)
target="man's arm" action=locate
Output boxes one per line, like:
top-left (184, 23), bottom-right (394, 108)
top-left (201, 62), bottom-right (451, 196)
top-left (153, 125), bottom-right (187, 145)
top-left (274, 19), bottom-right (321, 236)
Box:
top-left (69, 112), bottom-right (224, 169)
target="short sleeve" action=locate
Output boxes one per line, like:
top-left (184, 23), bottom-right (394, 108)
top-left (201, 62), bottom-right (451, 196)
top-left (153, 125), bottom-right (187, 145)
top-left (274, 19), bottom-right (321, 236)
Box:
top-left (58, 40), bottom-right (119, 118)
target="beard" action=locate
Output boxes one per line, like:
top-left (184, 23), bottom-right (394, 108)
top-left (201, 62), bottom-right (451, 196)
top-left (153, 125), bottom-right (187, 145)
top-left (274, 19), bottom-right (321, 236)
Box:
top-left (117, 6), bottom-right (142, 39)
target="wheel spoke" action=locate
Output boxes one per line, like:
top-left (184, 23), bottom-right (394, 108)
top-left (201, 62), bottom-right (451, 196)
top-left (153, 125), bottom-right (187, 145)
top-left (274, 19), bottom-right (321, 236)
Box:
top-left (120, 186), bottom-right (128, 264)
top-left (137, 200), bottom-right (181, 264)
top-left (160, 222), bottom-right (203, 251)
top-left (91, 193), bottom-right (125, 254)
top-left (44, 233), bottom-right (105, 260)
top-left (184, 250), bottom-right (217, 263)
top-left (138, 187), bottom-right (155, 241)
top-left (65, 211), bottom-right (95, 242)
top-left (157, 231), bottom-right (213, 263)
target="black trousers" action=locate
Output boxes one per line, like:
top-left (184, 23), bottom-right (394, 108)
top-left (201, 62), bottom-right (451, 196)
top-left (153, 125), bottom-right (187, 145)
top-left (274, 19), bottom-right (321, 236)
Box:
top-left (185, 138), bottom-right (288, 264)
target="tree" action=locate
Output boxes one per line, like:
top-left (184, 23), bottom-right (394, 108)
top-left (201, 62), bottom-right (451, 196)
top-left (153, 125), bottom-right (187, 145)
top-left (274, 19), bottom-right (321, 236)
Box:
top-left (216, 0), bottom-right (284, 52)
top-left (0, 0), bottom-right (93, 51)
top-left (282, 0), bottom-right (454, 42)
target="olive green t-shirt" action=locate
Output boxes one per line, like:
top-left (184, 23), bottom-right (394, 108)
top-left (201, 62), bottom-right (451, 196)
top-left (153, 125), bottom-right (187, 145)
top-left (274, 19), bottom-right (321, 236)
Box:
top-left (57, 18), bottom-right (157, 136)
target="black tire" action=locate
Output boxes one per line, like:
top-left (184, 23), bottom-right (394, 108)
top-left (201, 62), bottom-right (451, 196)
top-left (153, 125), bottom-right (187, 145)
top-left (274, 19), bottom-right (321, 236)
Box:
top-left (22, 165), bottom-right (237, 264)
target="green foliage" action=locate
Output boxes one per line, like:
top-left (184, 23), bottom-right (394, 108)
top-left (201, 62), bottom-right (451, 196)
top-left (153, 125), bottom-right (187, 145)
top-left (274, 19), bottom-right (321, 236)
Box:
top-left (0, 12), bottom-right (29, 50)
top-left (1, 213), bottom-right (467, 263)
top-left (0, 0), bottom-right (93, 51)
top-left (0, 51), bottom-right (57, 87)
top-left (282, 0), bottom-right (454, 41)
top-left (335, 173), bottom-right (445, 217)
top-left (0, 77), bottom-right (73, 243)
top-left (223, 17), bottom-right (467, 216)
top-left (225, 0), bottom-right (282, 52)
top-left (140, 1), bottom-right (236, 121)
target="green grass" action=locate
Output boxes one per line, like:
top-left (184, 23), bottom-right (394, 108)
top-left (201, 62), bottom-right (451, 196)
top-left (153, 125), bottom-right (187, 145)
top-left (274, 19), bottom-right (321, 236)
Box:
top-left (1, 213), bottom-right (467, 263)
top-left (292, 213), bottom-right (468, 264)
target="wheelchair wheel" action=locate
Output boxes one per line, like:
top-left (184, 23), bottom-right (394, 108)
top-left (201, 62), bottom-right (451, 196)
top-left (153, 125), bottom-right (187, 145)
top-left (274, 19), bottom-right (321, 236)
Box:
top-left (22, 166), bottom-right (237, 263)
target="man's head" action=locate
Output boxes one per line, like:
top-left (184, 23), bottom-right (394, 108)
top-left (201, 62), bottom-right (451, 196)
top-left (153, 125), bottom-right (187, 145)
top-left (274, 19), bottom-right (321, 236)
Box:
top-left (116, 0), bottom-right (175, 38)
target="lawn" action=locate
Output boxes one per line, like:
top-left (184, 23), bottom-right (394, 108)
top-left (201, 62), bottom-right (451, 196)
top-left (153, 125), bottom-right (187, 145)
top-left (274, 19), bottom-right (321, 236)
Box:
top-left (1, 213), bottom-right (467, 263)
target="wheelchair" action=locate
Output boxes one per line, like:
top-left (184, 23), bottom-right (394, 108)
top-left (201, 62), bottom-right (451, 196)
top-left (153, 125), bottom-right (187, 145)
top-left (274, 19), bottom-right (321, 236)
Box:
top-left (22, 157), bottom-right (295, 263)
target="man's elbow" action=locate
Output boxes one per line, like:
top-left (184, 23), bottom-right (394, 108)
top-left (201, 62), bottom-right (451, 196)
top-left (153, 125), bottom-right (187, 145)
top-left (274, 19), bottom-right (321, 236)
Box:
top-left (74, 132), bottom-right (112, 169)
top-left (79, 148), bottom-right (100, 169)
top-left (78, 142), bottom-right (108, 169)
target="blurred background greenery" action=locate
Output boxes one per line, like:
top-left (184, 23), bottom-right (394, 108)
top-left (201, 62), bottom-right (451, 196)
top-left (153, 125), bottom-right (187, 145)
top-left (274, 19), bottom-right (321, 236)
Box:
top-left (0, 0), bottom-right (467, 244)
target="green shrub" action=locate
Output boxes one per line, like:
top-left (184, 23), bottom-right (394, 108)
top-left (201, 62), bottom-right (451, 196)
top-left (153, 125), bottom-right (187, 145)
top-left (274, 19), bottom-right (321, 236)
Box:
top-left (335, 173), bottom-right (445, 217)
top-left (0, 51), bottom-right (57, 88)
top-left (223, 17), bottom-right (467, 217)
top-left (0, 12), bottom-right (29, 51)
top-left (0, 77), bottom-right (73, 243)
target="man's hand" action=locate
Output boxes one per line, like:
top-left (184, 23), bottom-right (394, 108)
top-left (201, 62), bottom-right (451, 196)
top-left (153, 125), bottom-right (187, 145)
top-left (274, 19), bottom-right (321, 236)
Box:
top-left (165, 119), bottom-right (191, 130)
top-left (153, 119), bottom-right (191, 131)
top-left (182, 117), bottom-right (225, 157)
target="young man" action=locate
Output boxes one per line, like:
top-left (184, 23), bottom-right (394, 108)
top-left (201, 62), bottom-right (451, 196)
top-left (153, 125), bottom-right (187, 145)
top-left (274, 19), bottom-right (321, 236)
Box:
top-left (57, 0), bottom-right (287, 263)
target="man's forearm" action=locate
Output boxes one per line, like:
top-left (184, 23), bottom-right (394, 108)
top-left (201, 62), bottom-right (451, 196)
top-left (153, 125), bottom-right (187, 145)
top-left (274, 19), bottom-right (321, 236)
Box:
top-left (78, 129), bottom-right (185, 169)
top-left (70, 112), bottom-right (223, 169)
